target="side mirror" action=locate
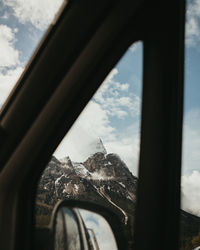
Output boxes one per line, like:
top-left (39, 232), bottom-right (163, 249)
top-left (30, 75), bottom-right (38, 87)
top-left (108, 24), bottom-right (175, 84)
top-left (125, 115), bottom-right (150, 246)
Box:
top-left (50, 200), bottom-right (128, 250)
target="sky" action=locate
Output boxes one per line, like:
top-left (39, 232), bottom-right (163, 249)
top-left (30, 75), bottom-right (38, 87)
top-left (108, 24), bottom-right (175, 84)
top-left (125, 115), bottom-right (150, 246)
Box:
top-left (79, 209), bottom-right (117, 250)
top-left (1, 0), bottom-right (200, 216)
top-left (54, 45), bottom-right (143, 176)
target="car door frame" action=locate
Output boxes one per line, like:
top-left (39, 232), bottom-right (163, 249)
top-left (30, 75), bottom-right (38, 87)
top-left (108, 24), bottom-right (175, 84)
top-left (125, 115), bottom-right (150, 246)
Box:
top-left (0, 0), bottom-right (185, 250)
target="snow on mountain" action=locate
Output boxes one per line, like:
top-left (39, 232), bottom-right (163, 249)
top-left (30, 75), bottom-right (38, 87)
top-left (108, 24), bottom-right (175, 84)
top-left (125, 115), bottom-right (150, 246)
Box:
top-left (58, 140), bottom-right (116, 180)
top-left (90, 170), bottom-right (112, 180)
top-left (36, 143), bottom-right (200, 249)
top-left (59, 156), bottom-right (72, 165)
top-left (36, 140), bottom-right (138, 226)
top-left (72, 162), bottom-right (91, 178)
top-left (87, 138), bottom-right (107, 157)
top-left (55, 174), bottom-right (65, 186)
top-left (70, 160), bottom-right (114, 180)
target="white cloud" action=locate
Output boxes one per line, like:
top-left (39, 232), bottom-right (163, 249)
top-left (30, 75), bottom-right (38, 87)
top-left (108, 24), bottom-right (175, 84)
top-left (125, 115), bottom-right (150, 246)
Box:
top-left (181, 109), bottom-right (200, 215)
top-left (13, 27), bottom-right (18, 33)
top-left (54, 100), bottom-right (140, 175)
top-left (0, 25), bottom-right (23, 106)
top-left (54, 69), bottom-right (141, 176)
top-left (1, 11), bottom-right (9, 19)
top-left (54, 100), bottom-right (116, 162)
top-left (94, 69), bottom-right (119, 104)
top-left (108, 107), bottom-right (128, 119)
top-left (181, 171), bottom-right (200, 216)
top-left (118, 82), bottom-right (129, 91)
top-left (182, 109), bottom-right (200, 174)
top-left (0, 24), bottom-right (19, 67)
top-left (94, 68), bottom-right (141, 119)
top-left (105, 129), bottom-right (140, 176)
top-left (186, 0), bottom-right (200, 46)
top-left (3, 0), bottom-right (64, 30)
top-left (0, 66), bottom-right (23, 106)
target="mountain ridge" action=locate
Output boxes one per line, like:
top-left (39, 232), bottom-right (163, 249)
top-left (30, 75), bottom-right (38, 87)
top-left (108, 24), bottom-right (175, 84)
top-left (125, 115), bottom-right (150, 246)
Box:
top-left (35, 143), bottom-right (200, 249)
top-left (36, 150), bottom-right (137, 226)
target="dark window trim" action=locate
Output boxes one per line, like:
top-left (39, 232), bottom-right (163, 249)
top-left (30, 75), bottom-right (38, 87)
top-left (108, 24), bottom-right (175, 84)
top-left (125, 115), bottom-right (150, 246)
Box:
top-left (134, 1), bottom-right (185, 249)
top-left (0, 0), bottom-right (185, 250)
top-left (0, 0), bottom-right (119, 170)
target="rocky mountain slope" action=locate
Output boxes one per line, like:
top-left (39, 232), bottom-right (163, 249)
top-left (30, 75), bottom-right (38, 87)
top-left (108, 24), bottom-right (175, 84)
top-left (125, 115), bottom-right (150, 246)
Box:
top-left (180, 209), bottom-right (200, 249)
top-left (35, 140), bottom-right (200, 249)
top-left (36, 142), bottom-right (137, 225)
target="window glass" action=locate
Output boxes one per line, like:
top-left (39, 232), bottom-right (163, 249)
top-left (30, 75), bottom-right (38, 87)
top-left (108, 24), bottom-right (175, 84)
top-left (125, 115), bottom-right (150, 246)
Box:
top-left (63, 208), bottom-right (81, 250)
top-left (35, 42), bottom-right (143, 249)
top-left (54, 209), bottom-right (66, 250)
top-left (79, 209), bottom-right (117, 250)
top-left (180, 0), bottom-right (200, 249)
top-left (54, 208), bottom-right (81, 250)
top-left (0, 0), bottom-right (64, 106)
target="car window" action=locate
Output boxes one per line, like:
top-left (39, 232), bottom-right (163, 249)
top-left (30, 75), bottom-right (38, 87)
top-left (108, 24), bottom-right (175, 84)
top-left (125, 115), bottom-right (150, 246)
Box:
top-left (35, 41), bottom-right (143, 249)
top-left (0, 0), bottom-right (65, 106)
top-left (180, 0), bottom-right (200, 249)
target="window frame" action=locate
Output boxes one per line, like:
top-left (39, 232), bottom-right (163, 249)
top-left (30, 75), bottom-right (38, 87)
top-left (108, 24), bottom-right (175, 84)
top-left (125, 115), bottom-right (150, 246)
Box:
top-left (0, 0), bottom-right (185, 250)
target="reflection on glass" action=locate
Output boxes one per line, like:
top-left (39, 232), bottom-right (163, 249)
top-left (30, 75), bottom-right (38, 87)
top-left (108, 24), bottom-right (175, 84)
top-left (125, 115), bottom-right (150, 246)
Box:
top-left (180, 0), bottom-right (200, 249)
top-left (55, 209), bottom-right (66, 250)
top-left (0, 0), bottom-right (64, 106)
top-left (54, 206), bottom-right (117, 250)
top-left (79, 209), bottom-right (117, 250)
top-left (55, 207), bottom-right (81, 250)
top-left (63, 208), bottom-right (81, 250)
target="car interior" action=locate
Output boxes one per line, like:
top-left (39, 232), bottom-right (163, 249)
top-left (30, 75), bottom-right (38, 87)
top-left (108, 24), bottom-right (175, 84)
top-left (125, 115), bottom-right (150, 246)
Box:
top-left (0, 0), bottom-right (185, 249)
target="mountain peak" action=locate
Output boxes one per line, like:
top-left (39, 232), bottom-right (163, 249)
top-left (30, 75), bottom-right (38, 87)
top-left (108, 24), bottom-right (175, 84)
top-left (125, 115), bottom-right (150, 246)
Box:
top-left (59, 156), bottom-right (73, 168)
top-left (88, 138), bottom-right (107, 156)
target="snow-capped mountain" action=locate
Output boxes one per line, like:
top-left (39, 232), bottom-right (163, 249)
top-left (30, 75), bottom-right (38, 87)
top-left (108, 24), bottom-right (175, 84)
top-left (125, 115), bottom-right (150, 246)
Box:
top-left (87, 138), bottom-right (107, 156)
top-left (36, 148), bottom-right (137, 225)
top-left (35, 141), bottom-right (200, 249)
